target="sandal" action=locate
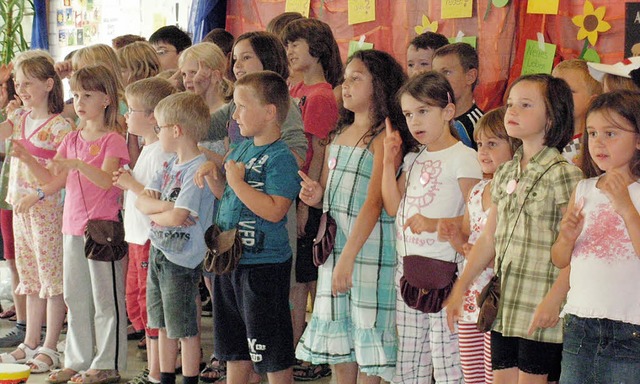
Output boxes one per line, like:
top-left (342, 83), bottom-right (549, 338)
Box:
top-left (68, 369), bottom-right (121, 384)
top-left (0, 342), bottom-right (38, 363)
top-left (27, 346), bottom-right (61, 374)
top-left (0, 305), bottom-right (15, 319)
top-left (46, 368), bottom-right (78, 384)
top-left (199, 358), bottom-right (226, 383)
top-left (293, 361), bottom-right (332, 382)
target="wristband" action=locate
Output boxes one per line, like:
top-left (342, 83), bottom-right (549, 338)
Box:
top-left (36, 188), bottom-right (45, 201)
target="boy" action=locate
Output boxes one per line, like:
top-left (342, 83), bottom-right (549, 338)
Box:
top-left (113, 77), bottom-right (175, 384)
top-left (196, 71), bottom-right (299, 384)
top-left (406, 31), bottom-right (449, 77)
top-left (135, 92), bottom-right (214, 384)
top-left (432, 42), bottom-right (483, 148)
top-left (149, 25), bottom-right (191, 92)
top-left (552, 59), bottom-right (603, 166)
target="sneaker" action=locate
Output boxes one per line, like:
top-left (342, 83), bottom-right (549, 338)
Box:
top-left (0, 324), bottom-right (26, 348)
top-left (127, 369), bottom-right (150, 384)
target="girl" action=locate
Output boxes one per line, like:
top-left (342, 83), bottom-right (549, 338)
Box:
top-left (551, 90), bottom-right (640, 383)
top-left (438, 107), bottom-right (521, 384)
top-left (42, 65), bottom-right (129, 384)
top-left (446, 74), bottom-right (583, 383)
top-left (381, 71), bottom-right (482, 384)
top-left (297, 49), bottom-right (406, 384)
top-left (0, 55), bottom-right (72, 373)
top-left (116, 41), bottom-right (161, 86)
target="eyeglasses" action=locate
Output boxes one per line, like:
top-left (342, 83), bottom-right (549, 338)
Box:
top-left (155, 49), bottom-right (177, 57)
top-left (126, 107), bottom-right (146, 115)
top-left (153, 124), bottom-right (174, 134)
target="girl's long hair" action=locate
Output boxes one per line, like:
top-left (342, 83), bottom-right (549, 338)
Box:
top-left (15, 56), bottom-right (65, 114)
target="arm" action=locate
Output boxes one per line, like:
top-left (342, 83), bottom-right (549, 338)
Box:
top-left (381, 118), bottom-right (405, 216)
top-left (148, 207), bottom-right (191, 227)
top-left (551, 190), bottom-right (582, 268)
top-left (297, 135), bottom-right (326, 235)
top-left (0, 118), bottom-right (13, 141)
top-left (54, 156), bottom-right (121, 190)
top-left (298, 147), bottom-right (328, 210)
top-left (528, 266), bottom-right (571, 335)
top-left (126, 132), bottom-right (141, 169)
top-left (112, 168), bottom-right (145, 195)
top-left (194, 160), bottom-right (226, 200)
top-left (600, 168), bottom-right (640, 257)
top-left (135, 190), bottom-right (174, 215)
top-left (11, 140), bottom-right (57, 184)
top-left (13, 171), bottom-right (67, 213)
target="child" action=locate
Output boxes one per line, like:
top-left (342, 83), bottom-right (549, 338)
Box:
top-left (381, 71), bottom-right (482, 383)
top-left (406, 31), bottom-right (449, 77)
top-left (281, 19), bottom-right (342, 378)
top-left (135, 91), bottom-right (214, 384)
top-left (112, 34), bottom-right (146, 50)
top-left (265, 12), bottom-right (305, 88)
top-left (112, 77), bottom-right (175, 384)
top-left (552, 59), bottom-right (602, 166)
top-left (0, 55), bottom-right (72, 373)
top-left (432, 43), bottom-right (483, 148)
top-left (43, 65), bottom-right (130, 384)
top-left (551, 90), bottom-right (640, 383)
top-left (438, 107), bottom-right (521, 384)
top-left (117, 41), bottom-right (161, 86)
top-left (446, 74), bottom-right (583, 383)
top-left (195, 71), bottom-right (300, 384)
top-left (296, 50), bottom-right (406, 383)
top-left (148, 26), bottom-right (192, 72)
top-left (587, 57), bottom-right (640, 93)
top-left (202, 29), bottom-right (235, 58)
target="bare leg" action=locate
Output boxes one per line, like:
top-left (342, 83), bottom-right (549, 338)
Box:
top-left (226, 360), bottom-right (253, 384)
top-left (8, 294), bottom-right (45, 360)
top-left (334, 362), bottom-right (358, 384)
top-left (158, 328), bottom-right (179, 373)
top-left (266, 367), bottom-right (292, 384)
top-left (147, 337), bottom-right (161, 381)
top-left (29, 294), bottom-right (65, 366)
top-left (7, 259), bottom-right (26, 322)
top-left (493, 367), bottom-right (519, 384)
top-left (180, 335), bottom-right (201, 377)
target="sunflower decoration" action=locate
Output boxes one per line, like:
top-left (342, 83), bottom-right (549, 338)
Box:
top-left (572, 0), bottom-right (610, 61)
top-left (415, 14), bottom-right (439, 35)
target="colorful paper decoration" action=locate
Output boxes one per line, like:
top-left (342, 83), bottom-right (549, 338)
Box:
top-left (348, 40), bottom-right (374, 58)
top-left (414, 14), bottom-right (439, 35)
top-left (285, 0), bottom-right (311, 18)
top-left (521, 39), bottom-right (556, 75)
top-left (527, 0), bottom-right (559, 15)
top-left (348, 0), bottom-right (376, 25)
top-left (572, 0), bottom-right (611, 46)
top-left (442, 0), bottom-right (473, 19)
top-left (493, 0), bottom-right (509, 7)
top-left (448, 36), bottom-right (477, 48)
top-left (582, 48), bottom-right (601, 63)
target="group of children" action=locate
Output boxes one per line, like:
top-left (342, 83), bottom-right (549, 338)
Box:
top-left (0, 12), bottom-right (637, 384)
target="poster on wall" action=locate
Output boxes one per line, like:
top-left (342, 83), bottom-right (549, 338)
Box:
top-left (625, 3), bottom-right (640, 57)
top-left (54, 1), bottom-right (100, 48)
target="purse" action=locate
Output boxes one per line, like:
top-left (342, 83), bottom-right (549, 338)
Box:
top-left (399, 255), bottom-right (458, 313)
top-left (84, 219), bottom-right (127, 261)
top-left (475, 160), bottom-right (567, 332)
top-left (203, 224), bottom-right (242, 275)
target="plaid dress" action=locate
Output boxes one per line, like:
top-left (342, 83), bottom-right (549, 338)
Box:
top-left (296, 144), bottom-right (397, 381)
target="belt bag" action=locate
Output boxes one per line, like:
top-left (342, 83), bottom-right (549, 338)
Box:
top-left (400, 255), bottom-right (458, 313)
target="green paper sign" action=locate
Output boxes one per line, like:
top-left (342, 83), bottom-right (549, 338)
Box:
top-left (493, 0), bottom-right (509, 7)
top-left (521, 39), bottom-right (556, 75)
top-left (348, 40), bottom-right (374, 58)
top-left (447, 36), bottom-right (477, 48)
top-left (582, 48), bottom-right (601, 63)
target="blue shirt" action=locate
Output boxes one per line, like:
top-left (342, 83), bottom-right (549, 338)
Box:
top-left (147, 154), bottom-right (215, 269)
top-left (216, 139), bottom-right (300, 265)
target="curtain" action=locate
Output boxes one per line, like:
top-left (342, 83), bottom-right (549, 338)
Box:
top-left (189, 0), bottom-right (227, 43)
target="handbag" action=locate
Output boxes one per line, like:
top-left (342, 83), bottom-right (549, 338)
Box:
top-left (475, 160), bottom-right (568, 332)
top-left (311, 132), bottom-right (368, 267)
top-left (84, 219), bottom-right (127, 261)
top-left (203, 224), bottom-right (242, 275)
top-left (399, 255), bottom-right (458, 313)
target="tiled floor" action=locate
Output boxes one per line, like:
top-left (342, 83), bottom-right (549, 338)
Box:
top-left (0, 301), bottom-right (336, 383)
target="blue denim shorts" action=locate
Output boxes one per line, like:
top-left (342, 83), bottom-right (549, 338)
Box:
top-left (147, 246), bottom-right (202, 339)
top-left (560, 314), bottom-right (640, 384)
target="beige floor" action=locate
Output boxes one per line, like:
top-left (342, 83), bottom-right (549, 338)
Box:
top-left (0, 306), bottom-right (336, 383)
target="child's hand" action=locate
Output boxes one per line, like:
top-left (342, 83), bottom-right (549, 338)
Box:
top-left (444, 284), bottom-right (464, 333)
top-left (6, 95), bottom-right (21, 116)
top-left (54, 60), bottom-right (73, 79)
top-left (0, 63), bottom-right (12, 85)
top-left (527, 294), bottom-right (561, 336)
top-left (194, 161), bottom-right (221, 188)
top-left (224, 160), bottom-right (245, 189)
top-left (14, 193), bottom-right (39, 213)
top-left (437, 219), bottom-right (460, 242)
top-left (0, 83), bottom-right (8, 109)
top-left (180, 215), bottom-right (197, 227)
top-left (113, 167), bottom-right (133, 190)
top-left (404, 214), bottom-right (437, 234)
top-left (461, 242), bottom-right (473, 256)
top-left (600, 169), bottom-right (635, 216)
top-left (10, 140), bottom-right (34, 164)
top-left (558, 197), bottom-right (584, 244)
top-left (383, 117), bottom-right (402, 166)
top-left (332, 254), bottom-right (354, 296)
top-left (141, 189), bottom-right (160, 199)
top-left (298, 171), bottom-right (323, 207)
top-left (52, 158), bottom-right (82, 171)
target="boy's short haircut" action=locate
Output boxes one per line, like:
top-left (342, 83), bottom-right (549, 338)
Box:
top-left (149, 26), bottom-right (192, 53)
top-left (409, 32), bottom-right (449, 52)
top-left (235, 71), bottom-right (290, 126)
top-left (434, 42), bottom-right (480, 89)
top-left (125, 77), bottom-right (176, 113)
top-left (202, 28), bottom-right (234, 57)
top-left (155, 92), bottom-right (210, 142)
top-left (112, 34), bottom-right (146, 50)
top-left (553, 59), bottom-right (603, 96)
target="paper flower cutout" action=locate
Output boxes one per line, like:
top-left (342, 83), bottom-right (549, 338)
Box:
top-left (415, 14), bottom-right (438, 35)
top-left (572, 0), bottom-right (611, 46)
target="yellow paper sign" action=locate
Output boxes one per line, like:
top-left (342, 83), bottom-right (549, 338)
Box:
top-left (441, 0), bottom-right (473, 20)
top-left (348, 0), bottom-right (376, 25)
top-left (348, 40), bottom-right (374, 58)
top-left (527, 0), bottom-right (559, 15)
top-left (521, 39), bottom-right (557, 75)
top-left (285, 0), bottom-right (311, 18)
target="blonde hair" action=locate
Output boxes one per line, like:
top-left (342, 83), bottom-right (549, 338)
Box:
top-left (154, 92), bottom-right (210, 142)
top-left (72, 44), bottom-right (126, 102)
top-left (553, 59), bottom-right (603, 96)
top-left (178, 42), bottom-right (233, 101)
top-left (117, 41), bottom-right (161, 85)
top-left (70, 65), bottom-right (122, 134)
top-left (603, 73), bottom-right (640, 92)
top-left (125, 77), bottom-right (175, 113)
top-left (13, 50), bottom-right (55, 66)
top-left (15, 56), bottom-right (65, 114)
top-left (473, 107), bottom-right (521, 154)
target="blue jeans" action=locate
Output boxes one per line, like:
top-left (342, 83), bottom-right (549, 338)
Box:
top-left (560, 314), bottom-right (640, 384)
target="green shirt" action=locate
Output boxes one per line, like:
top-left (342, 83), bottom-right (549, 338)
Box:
top-left (491, 146), bottom-right (583, 343)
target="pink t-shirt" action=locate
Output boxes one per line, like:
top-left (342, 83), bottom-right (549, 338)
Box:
top-left (290, 82), bottom-right (338, 174)
top-left (57, 130), bottom-right (130, 236)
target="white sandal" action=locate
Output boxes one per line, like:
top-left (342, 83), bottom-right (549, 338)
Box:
top-left (27, 346), bottom-right (61, 374)
top-left (0, 342), bottom-right (38, 363)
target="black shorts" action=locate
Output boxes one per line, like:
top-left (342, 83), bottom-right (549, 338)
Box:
top-left (491, 331), bottom-right (562, 380)
top-left (213, 259), bottom-right (295, 373)
top-left (295, 205), bottom-right (321, 283)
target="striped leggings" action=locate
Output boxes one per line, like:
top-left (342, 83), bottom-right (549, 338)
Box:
top-left (458, 321), bottom-right (492, 383)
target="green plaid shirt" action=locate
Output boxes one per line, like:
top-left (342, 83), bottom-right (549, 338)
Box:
top-left (491, 146), bottom-right (583, 343)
